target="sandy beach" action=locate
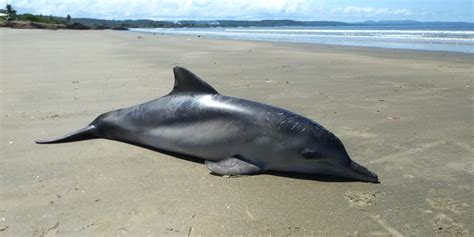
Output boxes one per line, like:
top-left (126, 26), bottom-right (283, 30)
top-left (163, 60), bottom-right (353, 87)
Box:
top-left (1, 29), bottom-right (473, 236)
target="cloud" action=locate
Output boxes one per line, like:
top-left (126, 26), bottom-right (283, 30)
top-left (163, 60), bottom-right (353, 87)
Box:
top-left (331, 6), bottom-right (413, 17)
top-left (10, 0), bottom-right (467, 22)
top-left (11, 0), bottom-right (315, 20)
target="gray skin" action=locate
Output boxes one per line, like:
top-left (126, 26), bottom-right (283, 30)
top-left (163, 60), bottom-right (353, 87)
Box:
top-left (37, 66), bottom-right (379, 183)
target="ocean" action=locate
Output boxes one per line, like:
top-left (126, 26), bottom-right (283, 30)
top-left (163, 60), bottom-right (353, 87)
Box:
top-left (130, 23), bottom-right (474, 54)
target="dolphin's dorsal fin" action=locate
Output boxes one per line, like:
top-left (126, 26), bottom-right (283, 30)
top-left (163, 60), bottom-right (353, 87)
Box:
top-left (170, 66), bottom-right (219, 95)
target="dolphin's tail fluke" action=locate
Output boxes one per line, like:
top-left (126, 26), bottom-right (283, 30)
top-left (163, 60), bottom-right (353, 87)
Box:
top-left (36, 125), bottom-right (98, 144)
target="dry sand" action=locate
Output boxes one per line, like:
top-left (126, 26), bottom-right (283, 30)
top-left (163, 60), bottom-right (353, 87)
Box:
top-left (1, 29), bottom-right (473, 236)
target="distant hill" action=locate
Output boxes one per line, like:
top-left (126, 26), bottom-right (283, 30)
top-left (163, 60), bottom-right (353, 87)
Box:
top-left (360, 20), bottom-right (420, 25)
top-left (67, 18), bottom-right (473, 29)
top-left (359, 20), bottom-right (474, 26)
top-left (66, 18), bottom-right (350, 28)
top-left (204, 20), bottom-right (349, 27)
top-left (68, 18), bottom-right (174, 28)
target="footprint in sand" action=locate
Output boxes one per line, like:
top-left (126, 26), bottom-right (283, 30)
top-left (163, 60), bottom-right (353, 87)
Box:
top-left (426, 198), bottom-right (471, 215)
top-left (344, 191), bottom-right (383, 210)
top-left (431, 214), bottom-right (469, 236)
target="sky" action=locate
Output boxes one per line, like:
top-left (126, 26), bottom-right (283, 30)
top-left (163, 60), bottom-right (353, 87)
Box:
top-left (7, 0), bottom-right (474, 22)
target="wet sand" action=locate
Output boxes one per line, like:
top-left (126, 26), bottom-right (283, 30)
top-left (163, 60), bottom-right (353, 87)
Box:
top-left (1, 29), bottom-right (473, 236)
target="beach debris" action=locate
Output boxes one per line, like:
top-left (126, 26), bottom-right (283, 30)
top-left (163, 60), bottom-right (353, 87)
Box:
top-left (137, 36), bottom-right (143, 39)
top-left (77, 222), bottom-right (94, 231)
top-left (403, 173), bottom-right (415, 179)
top-left (265, 78), bottom-right (271, 83)
top-left (286, 81), bottom-right (289, 84)
top-left (8, 141), bottom-right (13, 144)
top-left (35, 222), bottom-right (59, 236)
top-left (40, 114), bottom-right (59, 120)
top-left (72, 80), bottom-right (79, 84)
top-left (273, 65), bottom-right (292, 70)
top-left (166, 228), bottom-right (179, 232)
top-left (422, 209), bottom-right (434, 214)
top-left (387, 116), bottom-right (400, 120)
top-left (0, 226), bottom-right (8, 232)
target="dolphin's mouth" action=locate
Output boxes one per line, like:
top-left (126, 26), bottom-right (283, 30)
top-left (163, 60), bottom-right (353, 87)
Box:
top-left (347, 161), bottom-right (379, 183)
top-left (317, 160), bottom-right (379, 183)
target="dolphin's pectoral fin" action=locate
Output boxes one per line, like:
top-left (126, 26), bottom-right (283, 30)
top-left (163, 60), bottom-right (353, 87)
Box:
top-left (205, 156), bottom-right (263, 176)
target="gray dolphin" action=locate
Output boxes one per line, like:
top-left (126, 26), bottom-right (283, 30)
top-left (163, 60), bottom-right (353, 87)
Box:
top-left (37, 67), bottom-right (379, 183)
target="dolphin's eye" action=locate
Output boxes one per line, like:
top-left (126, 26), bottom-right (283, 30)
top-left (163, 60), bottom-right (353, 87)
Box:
top-left (301, 149), bottom-right (324, 159)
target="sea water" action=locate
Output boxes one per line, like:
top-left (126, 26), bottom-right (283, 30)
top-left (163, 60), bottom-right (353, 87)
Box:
top-left (130, 23), bottom-right (474, 53)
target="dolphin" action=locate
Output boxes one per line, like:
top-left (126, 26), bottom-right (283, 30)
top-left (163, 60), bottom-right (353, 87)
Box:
top-left (37, 66), bottom-right (379, 183)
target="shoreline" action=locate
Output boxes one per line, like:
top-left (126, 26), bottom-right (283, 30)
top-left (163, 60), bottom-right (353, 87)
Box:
top-left (129, 27), bottom-right (474, 54)
top-left (126, 29), bottom-right (474, 57)
top-left (2, 26), bottom-right (473, 55)
top-left (1, 29), bottom-right (472, 236)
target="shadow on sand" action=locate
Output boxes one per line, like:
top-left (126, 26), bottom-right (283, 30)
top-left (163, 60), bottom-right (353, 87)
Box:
top-left (124, 140), bottom-right (366, 183)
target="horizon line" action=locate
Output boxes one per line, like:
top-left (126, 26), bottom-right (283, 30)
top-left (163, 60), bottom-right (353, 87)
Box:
top-left (60, 17), bottom-right (474, 24)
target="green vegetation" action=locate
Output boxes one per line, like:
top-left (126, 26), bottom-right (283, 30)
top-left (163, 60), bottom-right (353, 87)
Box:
top-left (1, 4), bottom-right (64, 24)
top-left (0, 4), bottom-right (93, 29)
top-left (5, 4), bottom-right (16, 21)
top-left (17, 14), bottom-right (64, 24)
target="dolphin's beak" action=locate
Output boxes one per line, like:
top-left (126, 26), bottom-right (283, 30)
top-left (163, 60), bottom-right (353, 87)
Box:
top-left (343, 161), bottom-right (379, 183)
